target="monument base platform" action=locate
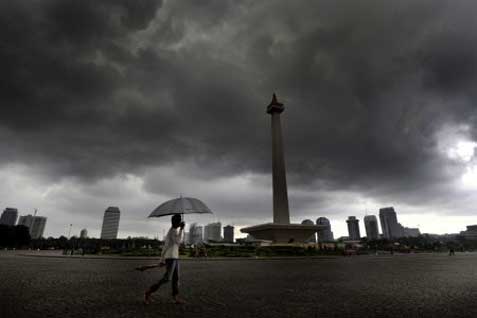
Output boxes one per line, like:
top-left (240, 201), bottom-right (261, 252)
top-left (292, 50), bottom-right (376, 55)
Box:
top-left (240, 223), bottom-right (324, 243)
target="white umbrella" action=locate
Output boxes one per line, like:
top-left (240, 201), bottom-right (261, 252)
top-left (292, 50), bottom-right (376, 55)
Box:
top-left (148, 197), bottom-right (213, 218)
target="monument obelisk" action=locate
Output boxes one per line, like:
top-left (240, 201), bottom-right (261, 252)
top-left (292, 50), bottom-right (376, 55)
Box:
top-left (241, 94), bottom-right (323, 243)
top-left (267, 93), bottom-right (290, 224)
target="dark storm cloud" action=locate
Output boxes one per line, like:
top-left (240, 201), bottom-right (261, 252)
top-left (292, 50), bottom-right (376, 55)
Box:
top-left (1, 0), bottom-right (477, 209)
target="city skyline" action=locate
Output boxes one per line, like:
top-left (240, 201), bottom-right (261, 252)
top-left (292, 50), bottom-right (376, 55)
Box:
top-left (1, 1), bottom-right (477, 239)
top-left (0, 203), bottom-right (459, 241)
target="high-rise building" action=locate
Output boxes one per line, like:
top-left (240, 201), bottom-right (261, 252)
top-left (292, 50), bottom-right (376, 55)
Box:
top-left (0, 207), bottom-right (18, 226)
top-left (80, 228), bottom-right (88, 239)
top-left (316, 217), bottom-right (334, 242)
top-left (223, 225), bottom-right (235, 243)
top-left (30, 216), bottom-right (47, 239)
top-left (18, 215), bottom-right (33, 228)
top-left (204, 222), bottom-right (222, 242)
top-left (100, 207), bottom-right (120, 239)
top-left (364, 215), bottom-right (380, 240)
top-left (301, 219), bottom-right (316, 242)
top-left (346, 216), bottom-right (361, 241)
top-left (379, 207), bottom-right (401, 239)
top-left (18, 214), bottom-right (47, 239)
top-left (188, 223), bottom-right (203, 245)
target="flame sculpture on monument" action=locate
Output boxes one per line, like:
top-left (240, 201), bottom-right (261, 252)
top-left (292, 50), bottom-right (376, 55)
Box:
top-left (241, 94), bottom-right (324, 243)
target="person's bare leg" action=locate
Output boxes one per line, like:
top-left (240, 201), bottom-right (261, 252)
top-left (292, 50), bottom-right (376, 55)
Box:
top-left (171, 260), bottom-right (185, 304)
top-left (144, 261), bottom-right (172, 305)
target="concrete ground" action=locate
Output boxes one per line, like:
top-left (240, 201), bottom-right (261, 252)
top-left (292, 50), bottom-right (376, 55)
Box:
top-left (1, 251), bottom-right (477, 318)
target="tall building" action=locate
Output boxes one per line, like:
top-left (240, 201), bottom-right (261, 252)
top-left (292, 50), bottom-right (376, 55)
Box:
top-left (189, 223), bottom-right (203, 245)
top-left (316, 217), bottom-right (334, 242)
top-left (30, 217), bottom-right (47, 239)
top-left (301, 219), bottom-right (316, 243)
top-left (0, 207), bottom-right (18, 226)
top-left (364, 215), bottom-right (380, 240)
top-left (100, 207), bottom-right (120, 239)
top-left (80, 228), bottom-right (88, 239)
top-left (379, 207), bottom-right (401, 239)
top-left (18, 214), bottom-right (47, 239)
top-left (346, 216), bottom-right (361, 241)
top-left (223, 225), bottom-right (235, 243)
top-left (18, 215), bottom-right (33, 228)
top-left (204, 222), bottom-right (222, 242)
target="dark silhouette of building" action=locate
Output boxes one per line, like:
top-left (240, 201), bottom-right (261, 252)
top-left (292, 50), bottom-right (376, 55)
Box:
top-left (0, 208), bottom-right (18, 226)
top-left (80, 228), bottom-right (88, 239)
top-left (17, 214), bottom-right (47, 239)
top-left (379, 207), bottom-right (401, 239)
top-left (316, 217), bottom-right (334, 242)
top-left (346, 216), bottom-right (361, 240)
top-left (100, 207), bottom-right (120, 239)
top-left (204, 222), bottom-right (222, 242)
top-left (223, 225), bottom-right (234, 243)
top-left (364, 215), bottom-right (379, 240)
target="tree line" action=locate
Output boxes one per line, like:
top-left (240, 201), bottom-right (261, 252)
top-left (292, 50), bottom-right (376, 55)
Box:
top-left (0, 224), bottom-right (31, 248)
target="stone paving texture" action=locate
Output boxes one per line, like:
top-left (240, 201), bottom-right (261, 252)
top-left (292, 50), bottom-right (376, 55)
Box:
top-left (1, 252), bottom-right (477, 318)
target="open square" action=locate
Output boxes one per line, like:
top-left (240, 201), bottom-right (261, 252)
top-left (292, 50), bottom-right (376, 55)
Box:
top-left (2, 252), bottom-right (477, 318)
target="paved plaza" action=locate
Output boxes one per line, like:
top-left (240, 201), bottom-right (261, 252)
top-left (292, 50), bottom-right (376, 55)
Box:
top-left (1, 252), bottom-right (477, 318)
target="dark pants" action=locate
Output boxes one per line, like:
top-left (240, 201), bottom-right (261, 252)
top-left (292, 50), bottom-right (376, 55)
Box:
top-left (148, 259), bottom-right (179, 296)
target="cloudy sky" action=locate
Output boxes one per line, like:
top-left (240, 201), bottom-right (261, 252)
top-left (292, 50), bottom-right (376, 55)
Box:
top-left (1, 0), bottom-right (477, 239)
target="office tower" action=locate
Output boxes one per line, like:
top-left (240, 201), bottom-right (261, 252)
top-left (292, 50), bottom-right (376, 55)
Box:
top-left (204, 222), bottom-right (222, 242)
top-left (18, 214), bottom-right (47, 239)
top-left (379, 207), bottom-right (401, 239)
top-left (223, 225), bottom-right (235, 243)
top-left (189, 223), bottom-right (203, 245)
top-left (0, 207), bottom-right (18, 226)
top-left (30, 216), bottom-right (47, 239)
top-left (100, 207), bottom-right (120, 239)
top-left (364, 215), bottom-right (380, 240)
top-left (346, 216), bottom-right (361, 240)
top-left (316, 217), bottom-right (334, 242)
top-left (18, 215), bottom-right (34, 228)
top-left (80, 228), bottom-right (88, 239)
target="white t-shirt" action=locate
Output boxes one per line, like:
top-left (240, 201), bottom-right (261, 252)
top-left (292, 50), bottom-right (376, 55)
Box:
top-left (161, 227), bottom-right (183, 260)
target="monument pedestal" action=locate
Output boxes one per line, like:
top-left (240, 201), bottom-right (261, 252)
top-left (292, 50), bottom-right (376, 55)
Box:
top-left (241, 223), bottom-right (323, 243)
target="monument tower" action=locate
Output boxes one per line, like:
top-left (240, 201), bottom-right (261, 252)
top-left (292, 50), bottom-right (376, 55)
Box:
top-left (268, 94), bottom-right (290, 224)
top-left (241, 94), bottom-right (323, 243)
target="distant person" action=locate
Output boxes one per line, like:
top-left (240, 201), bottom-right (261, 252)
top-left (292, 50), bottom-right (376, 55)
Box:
top-left (449, 248), bottom-right (455, 256)
top-left (140, 214), bottom-right (185, 305)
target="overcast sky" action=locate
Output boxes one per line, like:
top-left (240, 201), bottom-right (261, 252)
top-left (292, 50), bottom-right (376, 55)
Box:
top-left (1, 0), bottom-right (477, 239)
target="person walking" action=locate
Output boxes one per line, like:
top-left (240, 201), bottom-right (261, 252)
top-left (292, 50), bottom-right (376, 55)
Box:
top-left (142, 214), bottom-right (185, 305)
